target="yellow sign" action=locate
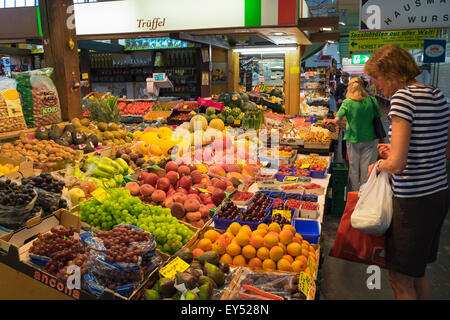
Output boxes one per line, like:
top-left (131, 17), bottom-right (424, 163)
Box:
top-left (298, 272), bottom-right (312, 297)
top-left (272, 209), bottom-right (292, 221)
top-left (91, 187), bottom-right (108, 203)
top-left (234, 119), bottom-right (241, 125)
top-left (81, 73), bottom-right (89, 80)
top-left (159, 256), bottom-right (190, 280)
top-left (349, 29), bottom-right (437, 55)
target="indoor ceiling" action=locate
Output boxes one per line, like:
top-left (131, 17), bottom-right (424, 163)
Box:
top-left (306, 0), bottom-right (360, 16)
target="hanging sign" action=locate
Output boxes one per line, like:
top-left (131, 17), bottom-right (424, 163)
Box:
top-left (349, 29), bottom-right (437, 55)
top-left (360, 0), bottom-right (450, 31)
top-left (423, 39), bottom-right (447, 63)
top-left (351, 54), bottom-right (371, 64)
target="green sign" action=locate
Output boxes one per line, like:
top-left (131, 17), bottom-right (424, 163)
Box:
top-left (352, 54), bottom-right (371, 65)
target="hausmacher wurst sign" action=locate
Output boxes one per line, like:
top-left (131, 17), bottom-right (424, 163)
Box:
top-left (360, 0), bottom-right (450, 31)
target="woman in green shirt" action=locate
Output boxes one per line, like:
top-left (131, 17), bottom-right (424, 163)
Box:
top-left (333, 77), bottom-right (381, 191)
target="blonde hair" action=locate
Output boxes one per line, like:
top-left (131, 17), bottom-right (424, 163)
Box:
top-left (364, 45), bottom-right (420, 89)
top-left (346, 77), bottom-right (368, 102)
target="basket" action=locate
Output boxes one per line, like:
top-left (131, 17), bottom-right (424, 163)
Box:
top-left (293, 219), bottom-right (320, 244)
top-left (212, 210), bottom-right (241, 231)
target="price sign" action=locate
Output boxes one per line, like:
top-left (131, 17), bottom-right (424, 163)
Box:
top-left (91, 187), bottom-right (108, 203)
top-left (159, 257), bottom-right (190, 280)
top-left (234, 119), bottom-right (241, 125)
top-left (298, 272), bottom-right (312, 297)
top-left (272, 209), bottom-right (291, 221)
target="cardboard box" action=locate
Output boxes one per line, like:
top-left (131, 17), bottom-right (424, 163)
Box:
top-left (0, 209), bottom-right (163, 300)
top-left (303, 141), bottom-right (331, 150)
top-left (0, 155), bottom-right (34, 180)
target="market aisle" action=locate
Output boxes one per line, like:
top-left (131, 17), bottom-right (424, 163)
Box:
top-left (320, 198), bottom-right (450, 300)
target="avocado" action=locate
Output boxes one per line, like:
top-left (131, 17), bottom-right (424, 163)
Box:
top-left (198, 251), bottom-right (220, 266)
top-left (87, 134), bottom-right (99, 148)
top-left (218, 261), bottom-right (230, 274)
top-left (61, 130), bottom-right (73, 144)
top-left (72, 130), bottom-right (87, 145)
top-left (198, 283), bottom-right (212, 300)
top-left (184, 290), bottom-right (200, 300)
top-left (204, 262), bottom-right (225, 287)
top-left (174, 248), bottom-right (194, 264)
top-left (175, 271), bottom-right (198, 290)
top-left (35, 126), bottom-right (49, 140)
top-left (48, 124), bottom-right (63, 140)
top-left (143, 289), bottom-right (160, 300)
top-left (157, 278), bottom-right (177, 298)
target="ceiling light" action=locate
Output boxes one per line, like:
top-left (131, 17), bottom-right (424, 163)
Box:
top-left (271, 32), bottom-right (287, 36)
top-left (321, 27), bottom-right (333, 31)
top-left (339, 21), bottom-right (346, 26)
top-left (233, 46), bottom-right (297, 55)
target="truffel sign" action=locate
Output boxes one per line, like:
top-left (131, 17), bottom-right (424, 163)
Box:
top-left (360, 0), bottom-right (450, 31)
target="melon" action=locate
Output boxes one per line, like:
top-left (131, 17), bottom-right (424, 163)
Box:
top-left (190, 115), bottom-right (208, 131)
top-left (209, 118), bottom-right (225, 131)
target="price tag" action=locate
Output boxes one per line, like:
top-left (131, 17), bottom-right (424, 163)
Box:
top-left (272, 209), bottom-right (291, 221)
top-left (298, 272), bottom-right (312, 297)
top-left (195, 187), bottom-right (212, 194)
top-left (284, 176), bottom-right (298, 182)
top-left (91, 187), bottom-right (108, 203)
top-left (190, 111), bottom-right (196, 115)
top-left (234, 119), bottom-right (241, 125)
top-left (183, 105), bottom-right (188, 109)
top-left (159, 257), bottom-right (190, 280)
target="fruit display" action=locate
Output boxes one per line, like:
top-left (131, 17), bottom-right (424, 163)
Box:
top-left (118, 101), bottom-right (154, 115)
top-left (69, 117), bottom-right (132, 146)
top-left (143, 247), bottom-right (230, 300)
top-left (84, 95), bottom-right (120, 124)
top-left (302, 202), bottom-right (319, 211)
top-left (231, 191), bottom-right (254, 205)
top-left (74, 156), bottom-right (132, 189)
top-left (270, 212), bottom-right (291, 227)
top-left (285, 199), bottom-right (302, 209)
top-left (79, 188), bottom-right (195, 255)
top-left (295, 154), bottom-right (329, 169)
top-left (214, 201), bottom-right (241, 221)
top-left (304, 129), bottom-right (331, 143)
top-left (192, 222), bottom-right (317, 277)
top-left (0, 137), bottom-right (79, 170)
top-left (29, 226), bottom-right (87, 279)
top-left (115, 147), bottom-right (149, 171)
top-left (238, 193), bottom-right (272, 223)
top-left (0, 163), bottom-right (19, 176)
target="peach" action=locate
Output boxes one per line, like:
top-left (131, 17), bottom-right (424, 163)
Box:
top-left (151, 190), bottom-right (166, 203)
top-left (157, 177), bottom-right (171, 192)
top-left (184, 198), bottom-right (200, 212)
top-left (140, 184), bottom-right (155, 196)
top-left (179, 176), bottom-right (192, 190)
top-left (178, 165), bottom-right (191, 176)
top-left (166, 171), bottom-right (179, 186)
top-left (125, 182), bottom-right (140, 196)
top-left (165, 161), bottom-right (179, 172)
top-left (172, 193), bottom-right (187, 205)
top-left (191, 170), bottom-right (203, 184)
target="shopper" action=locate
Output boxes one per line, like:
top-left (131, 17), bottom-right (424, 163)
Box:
top-left (365, 44), bottom-right (449, 300)
top-left (332, 77), bottom-right (380, 192)
top-left (334, 72), bottom-right (349, 110)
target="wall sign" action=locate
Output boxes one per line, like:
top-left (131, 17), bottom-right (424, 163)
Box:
top-left (423, 39), bottom-right (447, 63)
top-left (74, 0), bottom-right (300, 36)
top-left (360, 0), bottom-right (450, 31)
top-left (351, 54), bottom-right (371, 64)
top-left (349, 29), bottom-right (437, 55)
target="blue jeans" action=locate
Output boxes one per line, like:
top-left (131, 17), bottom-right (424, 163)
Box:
top-left (346, 140), bottom-right (377, 192)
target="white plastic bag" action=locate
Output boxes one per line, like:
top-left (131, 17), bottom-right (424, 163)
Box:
top-left (351, 161), bottom-right (393, 236)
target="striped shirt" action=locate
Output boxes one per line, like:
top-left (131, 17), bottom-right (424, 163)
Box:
top-left (388, 85), bottom-right (449, 198)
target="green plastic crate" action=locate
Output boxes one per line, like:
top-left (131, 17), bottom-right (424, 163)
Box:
top-left (330, 163), bottom-right (348, 217)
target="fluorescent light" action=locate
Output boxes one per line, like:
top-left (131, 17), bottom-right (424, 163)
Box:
top-left (339, 22), bottom-right (346, 26)
top-left (233, 46), bottom-right (297, 55)
top-left (321, 27), bottom-right (333, 31)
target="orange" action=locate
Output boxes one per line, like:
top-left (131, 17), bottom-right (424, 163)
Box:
top-left (242, 245), bottom-right (256, 259)
top-left (302, 243), bottom-right (310, 251)
top-left (257, 247), bottom-right (270, 260)
top-left (287, 242), bottom-right (302, 257)
top-left (279, 230), bottom-right (294, 245)
top-left (304, 267), bottom-right (312, 278)
top-left (240, 225), bottom-right (252, 237)
top-left (217, 233), bottom-right (232, 247)
top-left (308, 253), bottom-right (317, 263)
top-left (257, 223), bottom-right (269, 231)
top-left (231, 238), bottom-right (240, 246)
top-left (248, 257), bottom-right (263, 270)
top-left (226, 243), bottom-right (241, 257)
top-left (225, 231), bottom-right (235, 241)
top-left (292, 237), bottom-right (302, 244)
top-left (291, 260), bottom-right (305, 273)
top-left (253, 228), bottom-right (267, 238)
top-left (277, 258), bottom-right (292, 272)
top-left (197, 238), bottom-right (212, 252)
top-left (282, 224), bottom-right (297, 234)
top-left (212, 240), bottom-right (226, 255)
top-left (302, 240), bottom-right (310, 247)
top-left (278, 242), bottom-right (287, 254)
top-left (228, 222), bottom-right (241, 235)
top-left (149, 144), bottom-right (163, 156)
top-left (262, 259), bottom-right (276, 271)
top-left (282, 254), bottom-right (294, 264)
top-left (295, 255), bottom-right (308, 265)
top-left (268, 222), bottom-right (281, 233)
top-left (263, 233), bottom-right (279, 249)
top-left (235, 231), bottom-right (250, 247)
top-left (233, 255), bottom-right (247, 266)
top-left (295, 233), bottom-right (303, 241)
top-left (204, 230), bottom-right (220, 243)
top-left (249, 235), bottom-right (264, 248)
top-left (309, 245), bottom-right (316, 253)
top-left (269, 246), bottom-right (284, 262)
top-left (301, 248), bottom-right (310, 257)
top-left (192, 248), bottom-right (204, 258)
top-left (220, 253), bottom-right (233, 265)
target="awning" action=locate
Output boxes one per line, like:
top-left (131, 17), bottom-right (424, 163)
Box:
top-left (301, 42), bottom-right (326, 61)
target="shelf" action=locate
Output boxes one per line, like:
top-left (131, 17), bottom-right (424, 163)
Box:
top-left (0, 122), bottom-right (69, 142)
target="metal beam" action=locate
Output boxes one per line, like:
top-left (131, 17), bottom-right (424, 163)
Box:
top-left (171, 32), bottom-right (230, 49)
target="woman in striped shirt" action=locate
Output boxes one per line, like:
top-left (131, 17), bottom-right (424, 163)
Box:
top-left (364, 45), bottom-right (449, 300)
